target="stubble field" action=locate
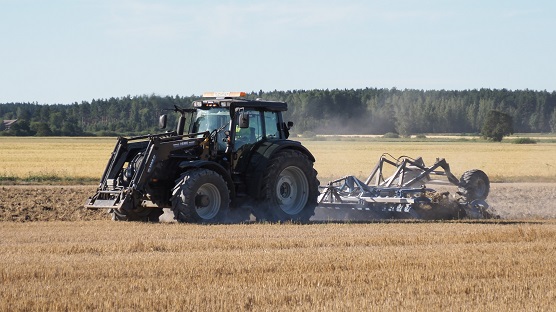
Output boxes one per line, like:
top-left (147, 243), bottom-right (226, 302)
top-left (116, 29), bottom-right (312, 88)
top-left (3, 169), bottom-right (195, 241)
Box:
top-left (2, 221), bottom-right (556, 311)
top-left (1, 137), bottom-right (556, 310)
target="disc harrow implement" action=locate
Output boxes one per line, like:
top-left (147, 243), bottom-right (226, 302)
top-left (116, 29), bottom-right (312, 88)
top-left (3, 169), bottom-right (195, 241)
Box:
top-left (317, 154), bottom-right (497, 220)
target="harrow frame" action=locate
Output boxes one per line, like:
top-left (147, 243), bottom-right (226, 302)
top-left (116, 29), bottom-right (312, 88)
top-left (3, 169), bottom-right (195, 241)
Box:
top-left (317, 154), bottom-right (493, 219)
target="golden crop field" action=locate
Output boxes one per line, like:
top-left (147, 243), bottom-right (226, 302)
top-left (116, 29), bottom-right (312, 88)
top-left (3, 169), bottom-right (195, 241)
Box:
top-left (0, 137), bottom-right (113, 181)
top-left (304, 140), bottom-right (556, 182)
top-left (1, 221), bottom-right (555, 311)
top-left (1, 137), bottom-right (556, 182)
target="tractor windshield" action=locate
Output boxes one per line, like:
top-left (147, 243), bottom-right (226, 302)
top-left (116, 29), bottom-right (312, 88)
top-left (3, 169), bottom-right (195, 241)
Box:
top-left (191, 108), bottom-right (230, 133)
top-left (191, 108), bottom-right (230, 151)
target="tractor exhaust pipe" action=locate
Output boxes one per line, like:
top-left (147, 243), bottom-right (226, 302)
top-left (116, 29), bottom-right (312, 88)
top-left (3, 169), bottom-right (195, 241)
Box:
top-left (177, 116), bottom-right (185, 135)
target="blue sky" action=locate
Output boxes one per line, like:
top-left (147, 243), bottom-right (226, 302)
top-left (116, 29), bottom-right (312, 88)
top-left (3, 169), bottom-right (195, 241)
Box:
top-left (1, 0), bottom-right (555, 104)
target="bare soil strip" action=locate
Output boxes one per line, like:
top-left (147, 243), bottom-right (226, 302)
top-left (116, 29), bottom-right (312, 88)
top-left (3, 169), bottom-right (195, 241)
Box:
top-left (1, 183), bottom-right (555, 222)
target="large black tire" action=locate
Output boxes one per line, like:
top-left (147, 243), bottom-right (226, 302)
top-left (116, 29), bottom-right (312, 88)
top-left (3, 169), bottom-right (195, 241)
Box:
top-left (171, 169), bottom-right (230, 223)
top-left (458, 169), bottom-right (490, 201)
top-left (256, 149), bottom-right (319, 223)
top-left (111, 207), bottom-right (163, 222)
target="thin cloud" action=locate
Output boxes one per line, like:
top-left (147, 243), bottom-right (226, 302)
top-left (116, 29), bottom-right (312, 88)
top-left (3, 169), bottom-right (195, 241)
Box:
top-left (101, 0), bottom-right (197, 40)
top-left (501, 8), bottom-right (543, 19)
top-left (99, 0), bottom-right (365, 40)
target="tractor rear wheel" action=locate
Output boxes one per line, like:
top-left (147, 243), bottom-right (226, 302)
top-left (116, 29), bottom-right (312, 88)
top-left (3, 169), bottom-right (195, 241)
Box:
top-left (458, 169), bottom-right (490, 201)
top-left (257, 149), bottom-right (319, 222)
top-left (111, 207), bottom-right (163, 222)
top-left (171, 168), bottom-right (230, 223)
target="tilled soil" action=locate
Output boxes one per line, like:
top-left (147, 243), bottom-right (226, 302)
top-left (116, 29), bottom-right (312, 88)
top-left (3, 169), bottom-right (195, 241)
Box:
top-left (0, 183), bottom-right (555, 222)
top-left (0, 185), bottom-right (104, 222)
top-left (487, 183), bottom-right (556, 219)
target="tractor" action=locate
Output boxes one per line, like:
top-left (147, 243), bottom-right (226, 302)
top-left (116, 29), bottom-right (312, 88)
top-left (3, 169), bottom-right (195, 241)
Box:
top-left (84, 92), bottom-right (319, 223)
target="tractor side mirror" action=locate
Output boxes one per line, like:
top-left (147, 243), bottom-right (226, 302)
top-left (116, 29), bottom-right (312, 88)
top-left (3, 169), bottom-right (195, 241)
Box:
top-left (287, 121), bottom-right (293, 129)
top-left (239, 113), bottom-right (249, 129)
top-left (159, 115), bottom-right (167, 129)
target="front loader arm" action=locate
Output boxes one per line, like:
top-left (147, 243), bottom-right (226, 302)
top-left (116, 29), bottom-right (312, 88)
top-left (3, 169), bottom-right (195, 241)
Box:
top-left (96, 137), bottom-right (149, 190)
top-left (85, 132), bottom-right (209, 210)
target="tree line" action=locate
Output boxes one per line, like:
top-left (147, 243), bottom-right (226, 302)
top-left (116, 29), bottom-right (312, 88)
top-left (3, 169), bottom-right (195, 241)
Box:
top-left (1, 88), bottom-right (555, 136)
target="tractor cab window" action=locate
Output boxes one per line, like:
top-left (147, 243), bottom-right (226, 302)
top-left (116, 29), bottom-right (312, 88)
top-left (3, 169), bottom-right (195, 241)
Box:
top-left (264, 111), bottom-right (279, 139)
top-left (192, 108), bottom-right (230, 151)
top-left (192, 108), bottom-right (230, 133)
top-left (234, 110), bottom-right (262, 151)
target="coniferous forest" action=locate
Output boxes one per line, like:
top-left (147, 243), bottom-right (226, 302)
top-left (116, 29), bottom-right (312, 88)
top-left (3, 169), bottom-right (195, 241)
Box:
top-left (1, 88), bottom-right (555, 136)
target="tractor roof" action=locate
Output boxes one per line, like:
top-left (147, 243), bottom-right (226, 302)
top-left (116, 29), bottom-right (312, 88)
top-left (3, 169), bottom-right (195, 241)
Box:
top-left (193, 92), bottom-right (287, 112)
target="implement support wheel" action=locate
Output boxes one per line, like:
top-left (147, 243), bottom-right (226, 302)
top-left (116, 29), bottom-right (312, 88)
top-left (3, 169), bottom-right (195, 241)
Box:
top-left (458, 169), bottom-right (490, 201)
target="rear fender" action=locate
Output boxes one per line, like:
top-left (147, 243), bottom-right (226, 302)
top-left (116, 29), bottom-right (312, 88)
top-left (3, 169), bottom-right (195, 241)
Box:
top-left (244, 140), bottom-right (315, 199)
top-left (178, 160), bottom-right (235, 199)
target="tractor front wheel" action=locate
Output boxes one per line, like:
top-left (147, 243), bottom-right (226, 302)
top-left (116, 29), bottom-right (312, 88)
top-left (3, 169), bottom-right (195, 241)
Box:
top-left (171, 169), bottom-right (230, 223)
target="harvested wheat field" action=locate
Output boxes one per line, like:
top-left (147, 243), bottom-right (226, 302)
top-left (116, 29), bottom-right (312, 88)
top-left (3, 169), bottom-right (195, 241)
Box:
top-left (1, 184), bottom-right (556, 310)
top-left (2, 137), bottom-right (556, 310)
top-left (1, 221), bottom-right (556, 311)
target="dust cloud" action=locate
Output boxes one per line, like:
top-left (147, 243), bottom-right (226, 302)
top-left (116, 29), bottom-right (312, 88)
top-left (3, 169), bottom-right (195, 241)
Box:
top-left (311, 116), bottom-right (395, 136)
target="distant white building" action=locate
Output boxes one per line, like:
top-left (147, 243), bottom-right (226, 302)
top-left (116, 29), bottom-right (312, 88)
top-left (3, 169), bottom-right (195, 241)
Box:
top-left (1, 119), bottom-right (18, 130)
